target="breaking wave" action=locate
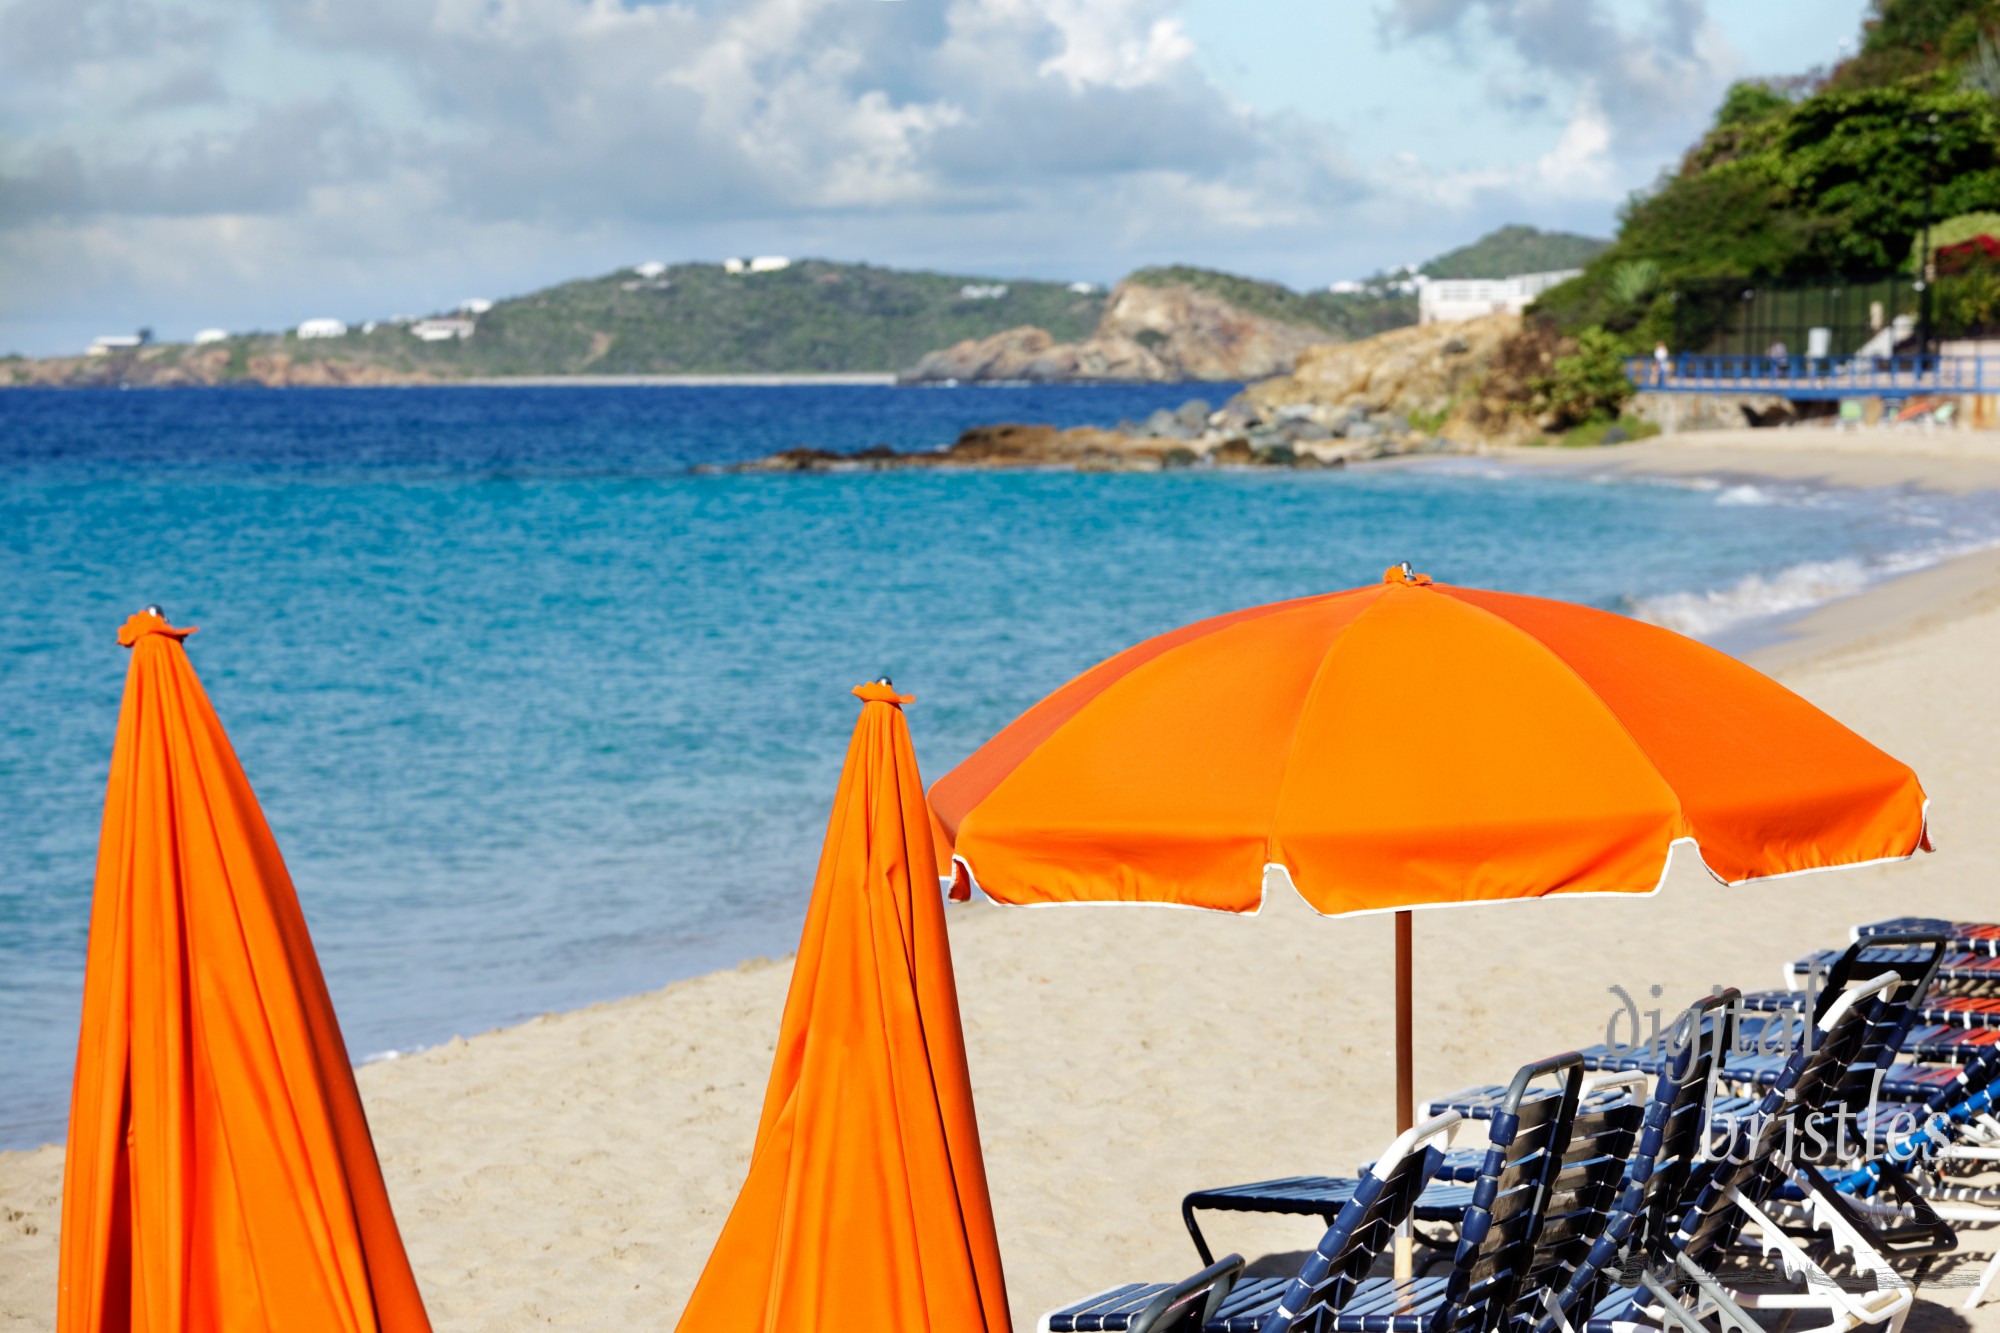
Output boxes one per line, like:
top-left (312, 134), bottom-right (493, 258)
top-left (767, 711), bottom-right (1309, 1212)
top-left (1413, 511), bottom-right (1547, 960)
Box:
top-left (1631, 559), bottom-right (1877, 637)
top-left (1713, 483), bottom-right (1777, 506)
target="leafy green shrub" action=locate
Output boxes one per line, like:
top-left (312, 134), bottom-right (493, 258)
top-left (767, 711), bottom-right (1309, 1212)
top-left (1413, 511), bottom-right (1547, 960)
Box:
top-left (1529, 328), bottom-right (1635, 430)
top-left (1715, 80), bottom-right (1793, 128)
top-left (1937, 267), bottom-right (2000, 334)
top-left (1558, 416), bottom-right (1662, 448)
top-left (1907, 210), bottom-right (2000, 269)
top-left (1827, 0), bottom-right (2000, 94)
top-left (1609, 260), bottom-right (1662, 307)
top-left (1407, 403), bottom-right (1448, 434)
top-left (1407, 390), bottom-right (1470, 435)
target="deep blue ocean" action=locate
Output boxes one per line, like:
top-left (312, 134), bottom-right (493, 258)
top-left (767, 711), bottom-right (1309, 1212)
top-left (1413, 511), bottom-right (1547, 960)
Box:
top-left (6, 383), bottom-right (2000, 1148)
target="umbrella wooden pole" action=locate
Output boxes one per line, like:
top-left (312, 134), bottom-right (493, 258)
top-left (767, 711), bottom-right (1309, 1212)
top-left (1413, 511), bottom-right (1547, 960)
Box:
top-left (1394, 908), bottom-right (1414, 1283)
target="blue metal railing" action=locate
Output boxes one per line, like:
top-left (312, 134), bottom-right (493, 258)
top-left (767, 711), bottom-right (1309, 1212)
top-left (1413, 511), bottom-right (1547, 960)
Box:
top-left (1624, 354), bottom-right (1997, 400)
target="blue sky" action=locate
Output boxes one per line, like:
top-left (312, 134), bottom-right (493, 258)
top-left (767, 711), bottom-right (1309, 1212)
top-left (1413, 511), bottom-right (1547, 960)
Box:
top-left (0, 0), bottom-right (1871, 356)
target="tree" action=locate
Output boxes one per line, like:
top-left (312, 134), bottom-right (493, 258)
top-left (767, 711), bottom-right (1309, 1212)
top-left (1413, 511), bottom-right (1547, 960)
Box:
top-left (1530, 328), bottom-right (1635, 429)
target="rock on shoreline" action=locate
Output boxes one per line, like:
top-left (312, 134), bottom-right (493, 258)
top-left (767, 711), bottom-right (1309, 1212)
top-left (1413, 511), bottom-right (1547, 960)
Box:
top-left (731, 314), bottom-right (1578, 473)
top-left (721, 402), bottom-right (1467, 475)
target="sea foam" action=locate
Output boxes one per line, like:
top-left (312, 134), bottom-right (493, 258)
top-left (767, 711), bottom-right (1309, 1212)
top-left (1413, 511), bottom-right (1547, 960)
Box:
top-left (1632, 559), bottom-right (1876, 637)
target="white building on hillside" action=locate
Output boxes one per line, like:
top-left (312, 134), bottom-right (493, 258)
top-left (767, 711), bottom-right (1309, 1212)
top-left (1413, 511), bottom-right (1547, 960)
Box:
top-left (87, 334), bottom-right (143, 355)
top-left (722, 257), bottom-right (746, 274)
top-left (459, 298), bottom-right (494, 315)
top-left (193, 328), bottom-right (229, 345)
top-left (297, 318), bottom-right (349, 339)
top-left (959, 283), bottom-right (1009, 300)
top-left (410, 317), bottom-right (476, 342)
top-left (1418, 270), bottom-right (1580, 324)
top-left (748, 255), bottom-right (791, 273)
top-left (633, 261), bottom-right (668, 279)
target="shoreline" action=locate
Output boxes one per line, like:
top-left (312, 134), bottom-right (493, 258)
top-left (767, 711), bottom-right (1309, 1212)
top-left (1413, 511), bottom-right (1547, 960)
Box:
top-left (1476, 427), bottom-right (2000, 669)
top-left (455, 372), bottom-right (900, 387)
top-left (12, 428), bottom-right (2000, 1330)
top-left (1485, 425), bottom-right (2000, 493)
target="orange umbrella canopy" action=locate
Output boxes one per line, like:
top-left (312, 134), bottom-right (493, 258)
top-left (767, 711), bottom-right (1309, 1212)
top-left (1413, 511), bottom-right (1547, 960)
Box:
top-left (678, 683), bottom-right (1009, 1333)
top-left (59, 611), bottom-right (430, 1333)
top-left (930, 566), bottom-right (1931, 912)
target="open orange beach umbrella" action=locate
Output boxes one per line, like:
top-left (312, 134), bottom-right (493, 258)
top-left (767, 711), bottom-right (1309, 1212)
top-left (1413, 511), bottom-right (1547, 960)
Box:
top-left (58, 610), bottom-right (430, 1333)
top-left (929, 565), bottom-right (1931, 1138)
top-left (678, 682), bottom-right (1010, 1333)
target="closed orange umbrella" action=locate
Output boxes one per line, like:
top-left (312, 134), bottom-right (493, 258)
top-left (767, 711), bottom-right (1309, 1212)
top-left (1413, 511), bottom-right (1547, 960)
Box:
top-left (929, 565), bottom-right (1930, 1199)
top-left (677, 682), bottom-right (1009, 1333)
top-left (58, 610), bottom-right (430, 1333)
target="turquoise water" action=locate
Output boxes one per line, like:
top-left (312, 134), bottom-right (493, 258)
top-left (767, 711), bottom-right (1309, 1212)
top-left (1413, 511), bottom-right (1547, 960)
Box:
top-left (5, 385), bottom-right (1999, 1148)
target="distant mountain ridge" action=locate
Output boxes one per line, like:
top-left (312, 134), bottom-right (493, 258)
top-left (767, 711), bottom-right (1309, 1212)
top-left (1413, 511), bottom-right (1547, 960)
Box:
top-left (1420, 225), bottom-right (1609, 279)
top-left (5, 226), bottom-right (1608, 388)
top-left (4, 261), bottom-right (1109, 386)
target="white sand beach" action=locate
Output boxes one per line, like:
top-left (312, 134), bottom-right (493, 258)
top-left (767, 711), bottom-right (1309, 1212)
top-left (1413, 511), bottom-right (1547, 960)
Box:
top-left (8, 428), bottom-right (2000, 1333)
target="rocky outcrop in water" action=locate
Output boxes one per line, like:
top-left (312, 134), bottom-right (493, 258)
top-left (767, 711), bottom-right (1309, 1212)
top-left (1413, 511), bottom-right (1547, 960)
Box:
top-left (900, 280), bottom-right (1331, 384)
top-left (725, 393), bottom-right (1471, 473)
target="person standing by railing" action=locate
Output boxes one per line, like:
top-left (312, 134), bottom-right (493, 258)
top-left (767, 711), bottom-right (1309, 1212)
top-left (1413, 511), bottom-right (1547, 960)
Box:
top-left (1653, 341), bottom-right (1670, 386)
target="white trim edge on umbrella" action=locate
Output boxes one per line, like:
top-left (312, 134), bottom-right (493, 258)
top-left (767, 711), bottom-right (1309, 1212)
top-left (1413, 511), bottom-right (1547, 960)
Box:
top-left (943, 796), bottom-right (1932, 919)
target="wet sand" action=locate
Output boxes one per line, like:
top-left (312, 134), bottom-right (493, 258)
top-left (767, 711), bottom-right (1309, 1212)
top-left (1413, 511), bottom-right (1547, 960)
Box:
top-left (7, 428), bottom-right (2000, 1332)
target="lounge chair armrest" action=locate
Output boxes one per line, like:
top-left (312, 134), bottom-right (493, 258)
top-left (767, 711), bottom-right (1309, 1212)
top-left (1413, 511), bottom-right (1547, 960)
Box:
top-left (1795, 1159), bottom-right (1957, 1266)
top-left (1130, 1255), bottom-right (1246, 1333)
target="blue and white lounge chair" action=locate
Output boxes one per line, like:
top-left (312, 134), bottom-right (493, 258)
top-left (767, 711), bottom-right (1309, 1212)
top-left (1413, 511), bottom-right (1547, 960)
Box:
top-left (1536, 970), bottom-right (1955, 1333)
top-left (1815, 1049), bottom-right (2000, 1308)
top-left (1045, 1054), bottom-right (1616, 1333)
top-left (1790, 942), bottom-right (1999, 993)
top-left (1588, 934), bottom-right (1948, 1105)
top-left (1044, 1107), bottom-right (1459, 1333)
top-left (1858, 917), bottom-right (2000, 956)
top-left (1179, 995), bottom-right (1736, 1270)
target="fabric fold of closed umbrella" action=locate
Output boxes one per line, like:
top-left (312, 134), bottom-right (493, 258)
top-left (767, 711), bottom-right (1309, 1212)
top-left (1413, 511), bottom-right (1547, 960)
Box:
top-left (677, 682), bottom-right (1010, 1333)
top-left (58, 610), bottom-right (430, 1333)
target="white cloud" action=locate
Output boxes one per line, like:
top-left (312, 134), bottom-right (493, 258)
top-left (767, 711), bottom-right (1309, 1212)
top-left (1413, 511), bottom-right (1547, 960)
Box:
top-left (1536, 94), bottom-right (1613, 190)
top-left (1379, 0), bottom-right (1735, 159)
top-left (1016, 0), bottom-right (1199, 91)
top-left (0, 0), bottom-right (1750, 353)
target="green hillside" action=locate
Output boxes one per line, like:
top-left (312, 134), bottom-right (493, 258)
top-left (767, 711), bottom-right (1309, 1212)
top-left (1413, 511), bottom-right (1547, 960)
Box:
top-left (202, 261), bottom-right (1108, 377)
top-left (37, 228), bottom-right (1620, 387)
top-left (1421, 225), bottom-right (1609, 279)
top-left (1533, 0), bottom-right (2000, 348)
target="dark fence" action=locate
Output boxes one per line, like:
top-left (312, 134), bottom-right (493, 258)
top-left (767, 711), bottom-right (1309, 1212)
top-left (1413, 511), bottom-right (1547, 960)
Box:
top-left (1672, 272), bottom-right (2000, 357)
top-left (1672, 276), bottom-right (1922, 358)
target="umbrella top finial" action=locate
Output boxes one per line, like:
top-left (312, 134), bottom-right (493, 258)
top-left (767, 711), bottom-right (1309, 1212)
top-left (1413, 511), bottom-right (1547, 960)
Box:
top-left (1382, 563), bottom-right (1433, 587)
top-left (854, 679), bottom-right (915, 706)
top-left (118, 606), bottom-right (196, 648)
